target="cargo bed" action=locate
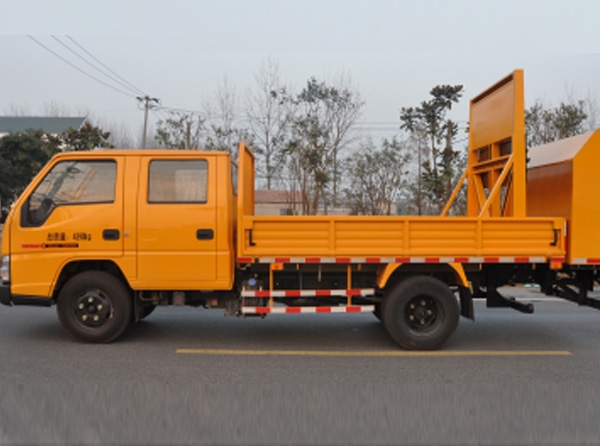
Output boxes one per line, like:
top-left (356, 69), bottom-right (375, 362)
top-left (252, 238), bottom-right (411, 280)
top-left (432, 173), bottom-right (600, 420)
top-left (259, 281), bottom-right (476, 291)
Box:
top-left (236, 144), bottom-right (565, 265)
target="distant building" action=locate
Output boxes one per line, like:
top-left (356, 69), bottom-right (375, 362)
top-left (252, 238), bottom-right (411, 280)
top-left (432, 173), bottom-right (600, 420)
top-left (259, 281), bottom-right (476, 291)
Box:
top-left (254, 190), bottom-right (303, 216)
top-left (0, 116), bottom-right (86, 138)
top-left (254, 190), bottom-right (354, 216)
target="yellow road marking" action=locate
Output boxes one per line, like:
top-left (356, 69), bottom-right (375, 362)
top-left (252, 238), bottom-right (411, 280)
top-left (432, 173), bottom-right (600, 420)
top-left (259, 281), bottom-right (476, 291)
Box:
top-left (176, 348), bottom-right (572, 357)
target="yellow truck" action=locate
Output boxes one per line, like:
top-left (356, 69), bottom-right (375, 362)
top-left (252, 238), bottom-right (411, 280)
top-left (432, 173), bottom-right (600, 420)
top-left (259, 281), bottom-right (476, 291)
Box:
top-left (0, 70), bottom-right (595, 349)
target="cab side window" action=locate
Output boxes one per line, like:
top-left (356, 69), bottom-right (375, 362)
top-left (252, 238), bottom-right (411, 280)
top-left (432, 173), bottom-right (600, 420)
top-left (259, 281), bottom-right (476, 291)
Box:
top-left (22, 160), bottom-right (117, 227)
top-left (148, 160), bottom-right (208, 203)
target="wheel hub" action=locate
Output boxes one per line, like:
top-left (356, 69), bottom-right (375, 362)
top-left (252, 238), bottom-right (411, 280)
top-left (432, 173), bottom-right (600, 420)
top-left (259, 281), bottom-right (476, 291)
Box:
top-left (405, 296), bottom-right (438, 331)
top-left (74, 291), bottom-right (111, 327)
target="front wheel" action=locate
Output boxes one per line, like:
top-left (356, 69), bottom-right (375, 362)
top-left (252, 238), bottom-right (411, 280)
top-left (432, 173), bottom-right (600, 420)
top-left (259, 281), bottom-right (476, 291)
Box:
top-left (57, 271), bottom-right (132, 343)
top-left (382, 276), bottom-right (459, 350)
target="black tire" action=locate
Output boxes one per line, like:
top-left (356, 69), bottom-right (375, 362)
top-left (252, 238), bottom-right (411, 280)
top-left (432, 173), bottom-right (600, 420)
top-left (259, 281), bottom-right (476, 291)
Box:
top-left (57, 271), bottom-right (132, 343)
top-left (382, 276), bottom-right (459, 350)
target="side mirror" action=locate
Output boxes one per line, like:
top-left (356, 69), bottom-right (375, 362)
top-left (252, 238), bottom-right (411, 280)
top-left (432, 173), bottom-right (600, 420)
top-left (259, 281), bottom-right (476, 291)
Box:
top-left (0, 207), bottom-right (8, 224)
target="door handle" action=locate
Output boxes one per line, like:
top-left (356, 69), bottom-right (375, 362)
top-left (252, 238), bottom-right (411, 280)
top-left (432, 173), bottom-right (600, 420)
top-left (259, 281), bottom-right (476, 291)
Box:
top-left (103, 229), bottom-right (120, 240)
top-left (196, 229), bottom-right (214, 240)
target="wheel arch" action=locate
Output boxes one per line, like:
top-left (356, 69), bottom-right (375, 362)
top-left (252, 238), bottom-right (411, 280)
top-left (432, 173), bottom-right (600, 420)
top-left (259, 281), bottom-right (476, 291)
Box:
top-left (377, 263), bottom-right (473, 321)
top-left (376, 262), bottom-right (469, 290)
top-left (52, 259), bottom-right (131, 302)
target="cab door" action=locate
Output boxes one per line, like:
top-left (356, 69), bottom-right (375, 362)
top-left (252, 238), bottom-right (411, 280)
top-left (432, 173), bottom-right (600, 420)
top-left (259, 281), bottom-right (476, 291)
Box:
top-left (10, 157), bottom-right (124, 297)
top-left (137, 155), bottom-right (217, 288)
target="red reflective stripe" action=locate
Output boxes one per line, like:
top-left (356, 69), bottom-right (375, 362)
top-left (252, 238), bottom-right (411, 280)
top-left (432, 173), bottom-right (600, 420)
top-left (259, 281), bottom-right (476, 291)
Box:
top-left (243, 305), bottom-right (374, 314)
top-left (243, 289), bottom-right (374, 298)
top-left (587, 258), bottom-right (600, 264)
top-left (243, 256), bottom-right (565, 265)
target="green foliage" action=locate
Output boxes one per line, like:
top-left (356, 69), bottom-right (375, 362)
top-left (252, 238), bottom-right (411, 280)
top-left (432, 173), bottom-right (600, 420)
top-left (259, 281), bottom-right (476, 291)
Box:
top-left (155, 112), bottom-right (205, 150)
top-left (245, 61), bottom-right (289, 190)
top-left (0, 130), bottom-right (60, 206)
top-left (526, 99), bottom-right (587, 147)
top-left (400, 84), bottom-right (463, 215)
top-left (344, 138), bottom-right (411, 215)
top-left (154, 109), bottom-right (251, 156)
top-left (0, 122), bottom-right (112, 207)
top-left (61, 122), bottom-right (113, 151)
top-left (204, 123), bottom-right (253, 158)
top-left (277, 77), bottom-right (363, 214)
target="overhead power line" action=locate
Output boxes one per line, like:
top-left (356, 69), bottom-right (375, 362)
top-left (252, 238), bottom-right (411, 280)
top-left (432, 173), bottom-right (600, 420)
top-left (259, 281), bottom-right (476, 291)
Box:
top-left (27, 35), bottom-right (135, 98)
top-left (64, 36), bottom-right (147, 97)
top-left (158, 106), bottom-right (205, 116)
top-left (49, 35), bottom-right (144, 97)
top-left (28, 35), bottom-right (164, 147)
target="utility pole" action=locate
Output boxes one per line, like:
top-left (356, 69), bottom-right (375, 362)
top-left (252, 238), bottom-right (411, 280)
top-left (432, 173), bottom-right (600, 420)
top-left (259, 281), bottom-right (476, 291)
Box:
top-left (137, 96), bottom-right (159, 148)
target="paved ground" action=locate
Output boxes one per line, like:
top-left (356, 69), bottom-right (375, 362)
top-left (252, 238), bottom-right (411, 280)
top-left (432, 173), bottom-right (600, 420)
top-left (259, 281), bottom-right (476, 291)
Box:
top-left (2, 288), bottom-right (600, 445)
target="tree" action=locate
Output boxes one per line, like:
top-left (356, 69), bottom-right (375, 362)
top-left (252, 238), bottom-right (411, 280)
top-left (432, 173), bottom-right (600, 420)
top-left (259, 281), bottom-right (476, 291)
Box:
top-left (245, 59), bottom-right (289, 190)
top-left (526, 99), bottom-right (587, 147)
top-left (42, 100), bottom-right (73, 117)
top-left (60, 122), bottom-right (114, 151)
top-left (400, 85), bottom-right (463, 215)
top-left (0, 130), bottom-right (60, 206)
top-left (203, 78), bottom-right (251, 158)
top-left (583, 91), bottom-right (598, 131)
top-left (344, 137), bottom-right (411, 215)
top-left (3, 104), bottom-right (31, 116)
top-left (155, 111), bottom-right (205, 150)
top-left (103, 120), bottom-right (136, 149)
top-left (278, 76), bottom-right (363, 215)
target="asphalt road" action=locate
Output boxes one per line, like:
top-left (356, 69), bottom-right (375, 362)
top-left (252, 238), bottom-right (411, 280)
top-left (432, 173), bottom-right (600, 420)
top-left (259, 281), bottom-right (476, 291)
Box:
top-left (2, 288), bottom-right (600, 445)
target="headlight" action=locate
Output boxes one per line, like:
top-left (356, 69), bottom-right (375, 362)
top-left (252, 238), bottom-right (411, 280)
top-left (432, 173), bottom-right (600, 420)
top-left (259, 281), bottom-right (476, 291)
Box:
top-left (1, 256), bottom-right (9, 283)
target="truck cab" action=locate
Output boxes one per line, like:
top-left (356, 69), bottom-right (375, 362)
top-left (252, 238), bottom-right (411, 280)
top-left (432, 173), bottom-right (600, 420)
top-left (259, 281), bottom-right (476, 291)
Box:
top-left (1, 150), bottom-right (238, 325)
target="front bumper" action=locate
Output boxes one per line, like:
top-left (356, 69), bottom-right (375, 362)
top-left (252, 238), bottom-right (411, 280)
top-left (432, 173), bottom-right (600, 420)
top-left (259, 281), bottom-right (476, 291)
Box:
top-left (0, 283), bottom-right (11, 306)
top-left (0, 284), bottom-right (53, 307)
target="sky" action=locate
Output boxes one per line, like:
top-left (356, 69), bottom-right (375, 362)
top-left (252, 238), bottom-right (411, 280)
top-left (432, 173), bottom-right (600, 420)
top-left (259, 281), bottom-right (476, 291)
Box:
top-left (2, 0), bottom-right (600, 144)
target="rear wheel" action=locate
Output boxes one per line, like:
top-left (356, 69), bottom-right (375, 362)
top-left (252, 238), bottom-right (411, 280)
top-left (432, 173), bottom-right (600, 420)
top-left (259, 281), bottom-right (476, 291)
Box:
top-left (382, 276), bottom-right (459, 350)
top-left (57, 271), bottom-right (132, 343)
